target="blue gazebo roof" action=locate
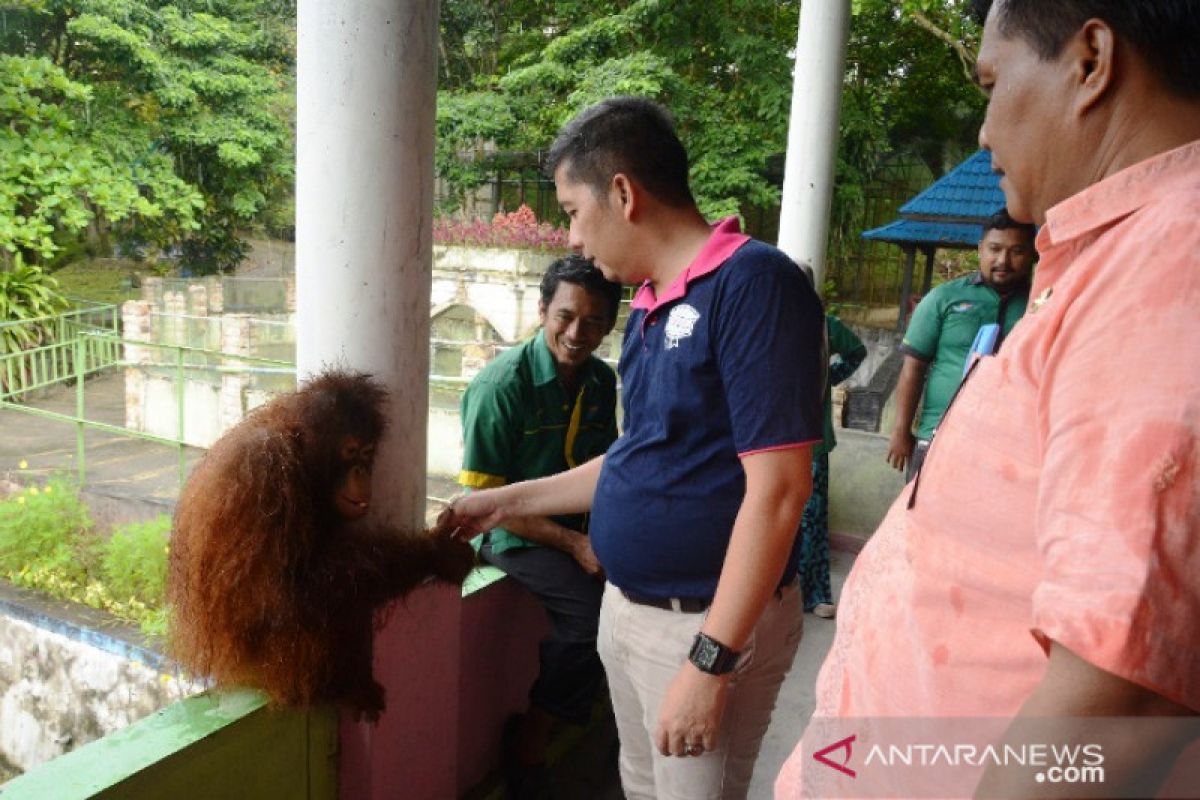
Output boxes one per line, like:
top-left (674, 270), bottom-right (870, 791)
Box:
top-left (862, 150), bottom-right (1006, 249)
top-left (860, 219), bottom-right (985, 248)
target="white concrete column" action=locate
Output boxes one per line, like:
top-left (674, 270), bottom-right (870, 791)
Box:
top-left (121, 301), bottom-right (152, 432)
top-left (296, 4), bottom-right (456, 799)
top-left (777, 0), bottom-right (851, 292)
top-left (218, 315), bottom-right (252, 436)
top-left (296, 0), bottom-right (438, 532)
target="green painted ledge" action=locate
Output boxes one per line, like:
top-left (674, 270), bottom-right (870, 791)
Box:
top-left (0, 690), bottom-right (336, 800)
top-left (461, 564), bottom-right (507, 596)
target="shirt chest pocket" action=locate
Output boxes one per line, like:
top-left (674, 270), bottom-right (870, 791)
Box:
top-left (942, 304), bottom-right (990, 349)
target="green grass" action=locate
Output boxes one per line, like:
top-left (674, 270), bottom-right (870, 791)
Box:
top-left (51, 258), bottom-right (154, 305)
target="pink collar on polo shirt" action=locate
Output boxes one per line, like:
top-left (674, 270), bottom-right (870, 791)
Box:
top-left (630, 216), bottom-right (751, 314)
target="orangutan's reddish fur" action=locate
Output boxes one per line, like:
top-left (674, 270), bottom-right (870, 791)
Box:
top-left (167, 370), bottom-right (474, 718)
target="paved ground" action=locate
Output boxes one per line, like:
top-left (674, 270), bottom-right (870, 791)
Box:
top-left (1, 375), bottom-right (856, 798)
top-left (0, 371), bottom-right (203, 505)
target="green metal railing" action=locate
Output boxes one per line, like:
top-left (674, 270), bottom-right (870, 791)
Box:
top-left (1, 310), bottom-right (296, 489)
top-left (0, 305), bottom-right (122, 400)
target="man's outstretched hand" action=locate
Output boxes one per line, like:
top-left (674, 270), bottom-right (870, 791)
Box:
top-left (433, 490), bottom-right (510, 543)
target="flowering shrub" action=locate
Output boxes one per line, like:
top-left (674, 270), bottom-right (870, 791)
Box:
top-left (0, 476), bottom-right (170, 636)
top-left (434, 204), bottom-right (569, 251)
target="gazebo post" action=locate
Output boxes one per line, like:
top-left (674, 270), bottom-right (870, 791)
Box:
top-left (897, 245), bottom-right (917, 332)
top-left (921, 245), bottom-right (936, 295)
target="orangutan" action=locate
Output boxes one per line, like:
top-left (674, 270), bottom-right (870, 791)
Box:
top-left (167, 369), bottom-right (475, 719)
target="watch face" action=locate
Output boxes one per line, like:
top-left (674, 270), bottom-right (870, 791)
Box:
top-left (696, 637), bottom-right (719, 668)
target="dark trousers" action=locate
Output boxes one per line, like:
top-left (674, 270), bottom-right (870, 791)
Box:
top-left (480, 539), bottom-right (605, 725)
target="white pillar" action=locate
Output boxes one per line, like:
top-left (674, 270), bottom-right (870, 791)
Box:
top-left (296, 0), bottom-right (438, 532)
top-left (296, 4), bottom-right (458, 798)
top-left (777, 0), bottom-right (851, 292)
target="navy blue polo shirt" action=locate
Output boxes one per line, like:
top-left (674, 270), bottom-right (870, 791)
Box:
top-left (589, 218), bottom-right (825, 599)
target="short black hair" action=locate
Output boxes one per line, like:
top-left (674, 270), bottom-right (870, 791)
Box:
top-left (539, 254), bottom-right (623, 328)
top-left (971, 0), bottom-right (1200, 98)
top-left (545, 97), bottom-right (696, 208)
top-left (982, 207), bottom-right (1036, 242)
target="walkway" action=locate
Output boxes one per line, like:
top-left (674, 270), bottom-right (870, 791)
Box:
top-left (0, 372), bottom-right (202, 508)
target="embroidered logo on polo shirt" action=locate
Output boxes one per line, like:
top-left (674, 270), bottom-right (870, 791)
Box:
top-left (950, 301), bottom-right (975, 313)
top-left (664, 304), bottom-right (700, 350)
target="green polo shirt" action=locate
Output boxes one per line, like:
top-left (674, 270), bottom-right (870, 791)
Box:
top-left (901, 272), bottom-right (1030, 440)
top-left (458, 332), bottom-right (618, 554)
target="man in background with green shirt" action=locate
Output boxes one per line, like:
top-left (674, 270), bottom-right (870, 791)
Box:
top-left (887, 208), bottom-right (1034, 480)
top-left (458, 254), bottom-right (622, 795)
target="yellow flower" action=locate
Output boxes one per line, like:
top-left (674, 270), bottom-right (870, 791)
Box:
top-left (43, 486), bottom-right (52, 495)
top-left (18, 460), bottom-right (27, 470)
top-left (28, 487), bottom-right (39, 496)
top-left (16, 497), bottom-right (25, 505)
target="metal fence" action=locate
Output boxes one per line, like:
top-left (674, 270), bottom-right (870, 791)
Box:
top-left (1, 306), bottom-right (295, 489)
top-left (0, 303), bottom-right (122, 401)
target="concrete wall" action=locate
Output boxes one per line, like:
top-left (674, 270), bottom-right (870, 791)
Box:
top-left (0, 586), bottom-right (199, 773)
top-left (431, 245), bottom-right (556, 343)
top-left (338, 573), bottom-right (549, 799)
top-left (840, 324), bottom-right (903, 391)
top-left (827, 429), bottom-right (907, 541)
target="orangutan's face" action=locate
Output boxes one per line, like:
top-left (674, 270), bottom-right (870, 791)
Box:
top-left (334, 436), bottom-right (376, 521)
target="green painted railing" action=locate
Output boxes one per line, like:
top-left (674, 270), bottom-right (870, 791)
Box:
top-left (0, 691), bottom-right (336, 800)
top-left (0, 305), bottom-right (122, 400)
top-left (0, 310), bottom-right (296, 490)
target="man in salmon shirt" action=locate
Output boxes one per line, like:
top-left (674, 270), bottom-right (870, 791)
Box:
top-left (777, 1), bottom-right (1200, 797)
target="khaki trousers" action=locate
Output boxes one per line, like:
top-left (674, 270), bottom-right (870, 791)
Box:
top-left (597, 580), bottom-right (803, 800)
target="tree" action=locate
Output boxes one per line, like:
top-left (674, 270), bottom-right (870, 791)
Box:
top-left (0, 0), bottom-right (295, 273)
top-left (436, 0), bottom-right (801, 221)
top-left (833, 0), bottom-right (985, 252)
top-left (0, 53), bottom-right (202, 267)
top-left (435, 0), bottom-right (984, 234)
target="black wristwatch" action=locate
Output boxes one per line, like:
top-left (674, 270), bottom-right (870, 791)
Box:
top-left (688, 632), bottom-right (740, 675)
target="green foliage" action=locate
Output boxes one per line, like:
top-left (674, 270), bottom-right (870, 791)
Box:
top-left (0, 255), bottom-right (70, 355)
top-left (0, 54), bottom-right (203, 264)
top-left (101, 515), bottom-right (170, 608)
top-left (435, 0), bottom-right (986, 249)
top-left (0, 0), bottom-right (294, 273)
top-left (49, 258), bottom-right (143, 304)
top-left (0, 480), bottom-right (172, 636)
top-left (0, 481), bottom-right (94, 582)
top-left (436, 0), bottom-right (800, 216)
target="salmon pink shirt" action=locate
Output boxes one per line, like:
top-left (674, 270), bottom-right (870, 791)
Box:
top-left (777, 140), bottom-right (1200, 797)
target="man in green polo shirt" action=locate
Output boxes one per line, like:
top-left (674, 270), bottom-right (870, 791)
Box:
top-left (458, 254), bottom-right (621, 794)
top-left (887, 208), bottom-right (1035, 480)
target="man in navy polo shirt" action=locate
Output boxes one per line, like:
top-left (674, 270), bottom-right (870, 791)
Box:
top-left (445, 97), bottom-right (825, 800)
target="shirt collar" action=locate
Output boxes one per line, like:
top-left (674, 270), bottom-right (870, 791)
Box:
top-left (631, 216), bottom-right (751, 312)
top-left (1038, 139), bottom-right (1200, 255)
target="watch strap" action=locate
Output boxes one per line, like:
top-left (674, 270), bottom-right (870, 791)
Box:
top-left (688, 632), bottom-right (741, 675)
